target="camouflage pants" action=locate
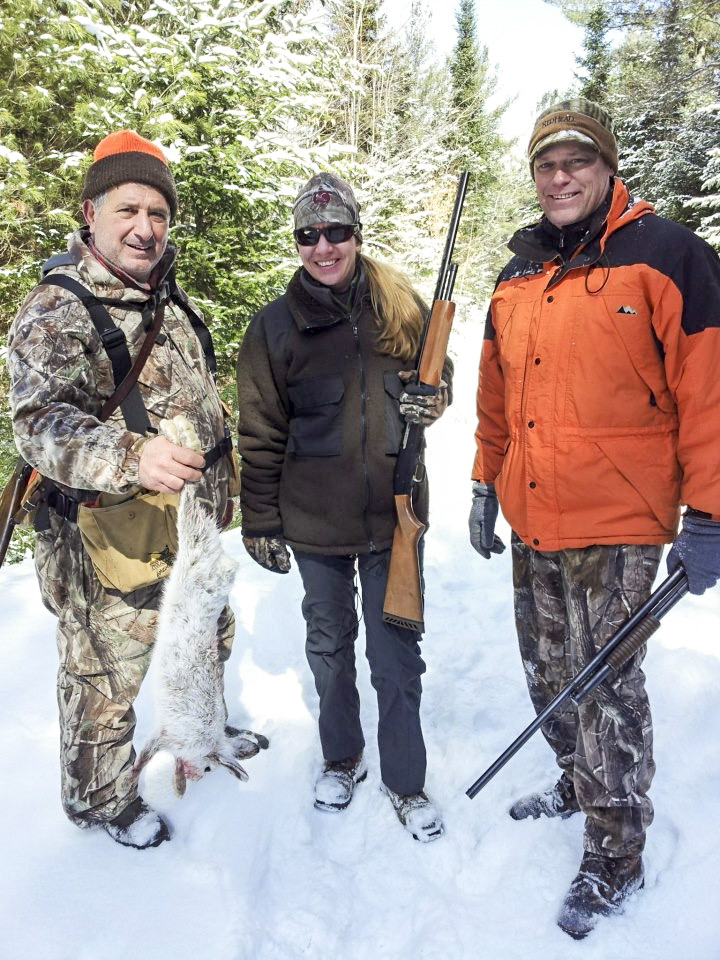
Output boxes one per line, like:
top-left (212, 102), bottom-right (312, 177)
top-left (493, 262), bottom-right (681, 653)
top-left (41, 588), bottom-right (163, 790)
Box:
top-left (35, 513), bottom-right (234, 826)
top-left (511, 535), bottom-right (662, 857)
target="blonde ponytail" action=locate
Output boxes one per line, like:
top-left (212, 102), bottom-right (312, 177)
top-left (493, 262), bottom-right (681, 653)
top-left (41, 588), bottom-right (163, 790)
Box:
top-left (361, 255), bottom-right (425, 363)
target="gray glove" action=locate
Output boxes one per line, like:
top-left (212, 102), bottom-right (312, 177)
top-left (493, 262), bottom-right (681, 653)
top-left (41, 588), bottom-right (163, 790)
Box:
top-left (242, 535), bottom-right (291, 574)
top-left (469, 481), bottom-right (506, 559)
top-left (666, 510), bottom-right (720, 595)
top-left (398, 371), bottom-right (448, 426)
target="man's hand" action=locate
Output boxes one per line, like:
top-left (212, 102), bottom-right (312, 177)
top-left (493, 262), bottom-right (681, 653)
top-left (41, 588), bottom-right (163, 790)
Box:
top-left (138, 435), bottom-right (205, 493)
top-left (398, 371), bottom-right (448, 426)
top-left (469, 481), bottom-right (506, 559)
top-left (667, 510), bottom-right (720, 595)
top-left (242, 535), bottom-right (291, 574)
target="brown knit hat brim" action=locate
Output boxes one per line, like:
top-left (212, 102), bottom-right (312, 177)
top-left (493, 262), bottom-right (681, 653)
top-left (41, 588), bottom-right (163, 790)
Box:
top-left (528, 98), bottom-right (618, 176)
top-left (82, 132), bottom-right (178, 218)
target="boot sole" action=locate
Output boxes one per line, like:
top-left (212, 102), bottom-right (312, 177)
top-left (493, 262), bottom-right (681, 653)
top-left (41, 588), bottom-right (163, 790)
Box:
top-left (557, 871), bottom-right (645, 939)
top-left (314, 769), bottom-right (368, 812)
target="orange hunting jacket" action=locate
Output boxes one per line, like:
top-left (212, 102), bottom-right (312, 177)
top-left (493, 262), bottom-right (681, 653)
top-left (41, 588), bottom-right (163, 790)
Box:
top-left (473, 179), bottom-right (720, 552)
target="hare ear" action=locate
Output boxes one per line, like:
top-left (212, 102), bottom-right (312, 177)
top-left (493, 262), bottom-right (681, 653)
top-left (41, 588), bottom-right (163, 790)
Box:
top-left (173, 757), bottom-right (188, 797)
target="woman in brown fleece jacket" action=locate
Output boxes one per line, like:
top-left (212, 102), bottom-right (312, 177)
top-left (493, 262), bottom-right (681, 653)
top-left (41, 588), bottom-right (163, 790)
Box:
top-left (236, 173), bottom-right (452, 842)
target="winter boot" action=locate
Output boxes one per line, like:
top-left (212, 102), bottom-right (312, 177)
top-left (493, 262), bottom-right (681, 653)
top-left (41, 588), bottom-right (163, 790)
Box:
top-left (557, 851), bottom-right (644, 940)
top-left (225, 725), bottom-right (270, 760)
top-left (509, 772), bottom-right (580, 821)
top-left (381, 784), bottom-right (444, 843)
top-left (314, 754), bottom-right (367, 812)
top-left (103, 797), bottom-right (171, 850)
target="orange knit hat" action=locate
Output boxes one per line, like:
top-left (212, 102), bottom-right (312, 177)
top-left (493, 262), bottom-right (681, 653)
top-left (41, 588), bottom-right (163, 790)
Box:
top-left (82, 130), bottom-right (178, 218)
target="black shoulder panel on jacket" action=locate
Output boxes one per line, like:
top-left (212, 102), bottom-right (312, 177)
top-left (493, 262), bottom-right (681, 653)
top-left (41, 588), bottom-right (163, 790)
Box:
top-left (497, 255), bottom-right (545, 286)
top-left (602, 213), bottom-right (720, 336)
top-left (483, 306), bottom-right (495, 341)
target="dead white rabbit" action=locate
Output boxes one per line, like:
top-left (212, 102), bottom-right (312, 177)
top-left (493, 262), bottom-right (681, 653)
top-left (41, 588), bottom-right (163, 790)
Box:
top-left (133, 421), bottom-right (256, 796)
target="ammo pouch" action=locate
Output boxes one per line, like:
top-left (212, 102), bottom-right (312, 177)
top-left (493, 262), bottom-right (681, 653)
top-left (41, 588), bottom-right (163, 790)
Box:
top-left (77, 489), bottom-right (179, 592)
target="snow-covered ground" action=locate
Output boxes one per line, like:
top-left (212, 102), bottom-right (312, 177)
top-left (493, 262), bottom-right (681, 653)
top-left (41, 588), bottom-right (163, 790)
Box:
top-left (1, 310), bottom-right (718, 960)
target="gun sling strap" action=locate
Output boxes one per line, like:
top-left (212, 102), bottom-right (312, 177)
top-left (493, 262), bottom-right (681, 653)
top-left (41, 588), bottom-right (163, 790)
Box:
top-left (30, 267), bottom-right (229, 527)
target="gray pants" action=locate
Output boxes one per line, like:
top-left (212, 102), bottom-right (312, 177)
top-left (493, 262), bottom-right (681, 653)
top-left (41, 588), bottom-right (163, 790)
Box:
top-left (512, 535), bottom-right (662, 857)
top-left (294, 548), bottom-right (427, 796)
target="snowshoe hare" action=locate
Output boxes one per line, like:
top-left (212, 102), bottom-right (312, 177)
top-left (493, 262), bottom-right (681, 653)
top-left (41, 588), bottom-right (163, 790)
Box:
top-left (133, 483), bottom-right (248, 795)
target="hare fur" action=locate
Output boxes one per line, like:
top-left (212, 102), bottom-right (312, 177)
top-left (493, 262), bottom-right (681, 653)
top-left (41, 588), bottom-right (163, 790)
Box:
top-left (133, 486), bottom-right (247, 795)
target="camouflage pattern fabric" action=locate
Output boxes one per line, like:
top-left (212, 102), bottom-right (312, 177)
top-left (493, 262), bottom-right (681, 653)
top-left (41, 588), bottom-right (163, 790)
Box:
top-left (8, 230), bottom-right (231, 505)
top-left (37, 512), bottom-right (235, 824)
top-left (511, 535), bottom-right (662, 857)
top-left (7, 230), bottom-right (234, 824)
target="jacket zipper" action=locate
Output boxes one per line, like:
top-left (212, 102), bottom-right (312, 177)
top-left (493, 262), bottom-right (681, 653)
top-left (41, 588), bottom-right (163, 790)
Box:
top-left (350, 314), bottom-right (376, 552)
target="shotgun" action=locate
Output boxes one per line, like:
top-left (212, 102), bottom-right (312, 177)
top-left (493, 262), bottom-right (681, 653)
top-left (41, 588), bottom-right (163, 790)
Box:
top-left (382, 171), bottom-right (469, 632)
top-left (0, 458), bottom-right (33, 568)
top-left (465, 568), bottom-right (689, 799)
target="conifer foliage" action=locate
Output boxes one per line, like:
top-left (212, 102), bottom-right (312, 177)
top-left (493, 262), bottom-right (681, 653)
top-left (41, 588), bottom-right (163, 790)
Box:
top-left (2, 0), bottom-right (719, 562)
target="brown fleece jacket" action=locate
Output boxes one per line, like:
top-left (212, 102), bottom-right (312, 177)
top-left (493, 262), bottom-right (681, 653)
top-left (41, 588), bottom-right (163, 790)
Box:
top-left (236, 261), bottom-right (452, 555)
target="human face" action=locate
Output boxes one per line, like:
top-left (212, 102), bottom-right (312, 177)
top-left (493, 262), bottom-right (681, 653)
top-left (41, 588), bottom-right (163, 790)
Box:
top-left (533, 144), bottom-right (613, 228)
top-left (296, 222), bottom-right (359, 292)
top-left (83, 183), bottom-right (170, 284)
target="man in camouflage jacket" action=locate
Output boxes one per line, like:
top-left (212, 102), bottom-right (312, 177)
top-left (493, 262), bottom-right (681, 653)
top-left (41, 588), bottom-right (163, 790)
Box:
top-left (7, 131), bottom-right (243, 849)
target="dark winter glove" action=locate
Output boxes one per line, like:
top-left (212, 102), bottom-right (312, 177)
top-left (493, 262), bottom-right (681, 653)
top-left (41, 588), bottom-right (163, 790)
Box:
top-left (398, 371), bottom-right (448, 426)
top-left (666, 510), bottom-right (720, 595)
top-left (469, 481), bottom-right (506, 559)
top-left (242, 535), bottom-right (291, 574)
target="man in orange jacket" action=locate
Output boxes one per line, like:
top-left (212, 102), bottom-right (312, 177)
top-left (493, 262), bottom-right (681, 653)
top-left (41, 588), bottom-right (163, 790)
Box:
top-left (469, 98), bottom-right (720, 940)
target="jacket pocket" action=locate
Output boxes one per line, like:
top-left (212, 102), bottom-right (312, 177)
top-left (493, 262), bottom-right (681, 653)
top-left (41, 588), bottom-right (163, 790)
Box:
top-left (287, 374), bottom-right (344, 457)
top-left (383, 371), bottom-right (405, 455)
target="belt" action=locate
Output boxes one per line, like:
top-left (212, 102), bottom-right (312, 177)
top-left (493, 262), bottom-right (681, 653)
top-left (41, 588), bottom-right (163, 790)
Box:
top-left (41, 431), bottom-right (233, 526)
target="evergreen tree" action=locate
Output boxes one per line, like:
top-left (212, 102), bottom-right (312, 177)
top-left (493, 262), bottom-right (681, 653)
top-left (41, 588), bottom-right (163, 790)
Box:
top-left (575, 2), bottom-right (612, 104)
top-left (0, 0), bottom-right (339, 369)
top-left (445, 0), bottom-right (511, 293)
top-left (548, 0), bottom-right (720, 236)
top-left (609, 0), bottom-right (720, 228)
top-left (0, 0), bottom-right (343, 554)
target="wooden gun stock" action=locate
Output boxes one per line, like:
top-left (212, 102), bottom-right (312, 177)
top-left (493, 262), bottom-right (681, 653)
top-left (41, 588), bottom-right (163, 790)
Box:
top-left (383, 494), bottom-right (426, 631)
top-left (382, 299), bottom-right (456, 631)
top-left (0, 459), bottom-right (31, 568)
top-left (382, 172), bottom-right (469, 632)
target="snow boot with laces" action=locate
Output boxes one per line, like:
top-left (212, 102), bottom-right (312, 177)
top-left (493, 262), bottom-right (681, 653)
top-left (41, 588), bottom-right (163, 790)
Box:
top-left (381, 783), bottom-right (444, 843)
top-left (557, 851), bottom-right (644, 940)
top-left (314, 754), bottom-right (368, 811)
top-left (509, 772), bottom-right (580, 821)
top-left (102, 797), bottom-right (171, 849)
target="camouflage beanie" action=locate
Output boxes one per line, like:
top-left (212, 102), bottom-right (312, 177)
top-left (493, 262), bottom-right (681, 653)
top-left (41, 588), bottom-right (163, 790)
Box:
top-left (293, 173), bottom-right (361, 230)
top-left (528, 98), bottom-right (618, 177)
top-left (82, 130), bottom-right (178, 219)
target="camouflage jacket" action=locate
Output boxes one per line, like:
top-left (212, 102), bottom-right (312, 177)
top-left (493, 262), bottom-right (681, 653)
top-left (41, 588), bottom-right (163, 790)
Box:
top-left (7, 229), bottom-right (231, 513)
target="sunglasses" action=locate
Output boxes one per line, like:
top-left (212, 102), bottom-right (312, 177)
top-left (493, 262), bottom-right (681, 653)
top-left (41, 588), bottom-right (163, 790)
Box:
top-left (294, 224), bottom-right (358, 246)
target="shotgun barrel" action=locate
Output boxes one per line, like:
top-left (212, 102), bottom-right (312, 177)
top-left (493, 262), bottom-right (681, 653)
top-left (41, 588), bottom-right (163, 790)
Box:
top-left (466, 568), bottom-right (689, 799)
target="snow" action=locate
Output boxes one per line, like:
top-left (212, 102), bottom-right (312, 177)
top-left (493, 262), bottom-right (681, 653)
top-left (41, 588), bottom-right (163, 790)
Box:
top-left (1, 309), bottom-right (719, 959)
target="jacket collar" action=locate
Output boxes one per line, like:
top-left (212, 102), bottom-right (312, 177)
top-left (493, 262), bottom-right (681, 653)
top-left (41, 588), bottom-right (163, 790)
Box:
top-left (287, 259), bottom-right (368, 333)
top-left (71, 228), bottom-right (177, 307)
top-left (508, 179), bottom-right (654, 267)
